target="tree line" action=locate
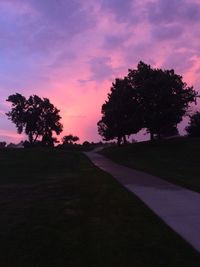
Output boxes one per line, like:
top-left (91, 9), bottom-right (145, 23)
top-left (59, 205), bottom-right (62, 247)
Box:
top-left (98, 61), bottom-right (199, 145)
top-left (3, 61), bottom-right (200, 147)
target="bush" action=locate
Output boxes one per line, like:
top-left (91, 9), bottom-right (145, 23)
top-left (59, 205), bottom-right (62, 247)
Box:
top-left (0, 142), bottom-right (6, 148)
top-left (186, 112), bottom-right (200, 137)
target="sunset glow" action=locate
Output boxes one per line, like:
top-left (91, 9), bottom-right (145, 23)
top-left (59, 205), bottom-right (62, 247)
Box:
top-left (1, 0), bottom-right (200, 143)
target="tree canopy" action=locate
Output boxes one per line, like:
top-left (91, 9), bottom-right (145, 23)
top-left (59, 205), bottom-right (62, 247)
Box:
top-left (185, 112), bottom-right (200, 137)
top-left (62, 134), bottom-right (79, 145)
top-left (98, 61), bottom-right (198, 143)
top-left (98, 78), bottom-right (143, 145)
top-left (127, 62), bottom-right (197, 140)
top-left (6, 93), bottom-right (63, 146)
top-left (0, 142), bottom-right (6, 148)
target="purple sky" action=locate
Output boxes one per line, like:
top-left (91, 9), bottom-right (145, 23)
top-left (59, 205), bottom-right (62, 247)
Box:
top-left (0, 0), bottom-right (200, 143)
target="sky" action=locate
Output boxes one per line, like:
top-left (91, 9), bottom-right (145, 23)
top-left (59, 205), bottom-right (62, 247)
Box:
top-left (0, 0), bottom-right (200, 144)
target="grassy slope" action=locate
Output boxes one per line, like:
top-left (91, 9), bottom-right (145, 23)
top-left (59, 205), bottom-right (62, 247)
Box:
top-left (0, 148), bottom-right (199, 266)
top-left (102, 137), bottom-right (200, 192)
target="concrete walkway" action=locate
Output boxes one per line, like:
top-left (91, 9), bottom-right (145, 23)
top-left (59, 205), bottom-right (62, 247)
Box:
top-left (84, 151), bottom-right (200, 252)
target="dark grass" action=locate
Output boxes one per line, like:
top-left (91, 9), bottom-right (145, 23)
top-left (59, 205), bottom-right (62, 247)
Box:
top-left (102, 137), bottom-right (200, 192)
top-left (0, 148), bottom-right (199, 266)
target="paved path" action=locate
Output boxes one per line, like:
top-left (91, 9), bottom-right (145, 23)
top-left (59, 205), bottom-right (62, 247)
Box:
top-left (84, 151), bottom-right (200, 252)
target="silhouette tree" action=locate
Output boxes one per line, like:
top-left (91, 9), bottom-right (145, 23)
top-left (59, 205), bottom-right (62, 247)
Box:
top-left (98, 78), bottom-right (143, 145)
top-left (42, 134), bottom-right (59, 147)
top-left (0, 142), bottom-right (6, 148)
top-left (127, 62), bottom-right (197, 140)
top-left (82, 141), bottom-right (90, 146)
top-left (6, 93), bottom-right (63, 145)
top-left (185, 112), bottom-right (200, 137)
top-left (62, 134), bottom-right (79, 145)
top-left (158, 125), bottom-right (179, 138)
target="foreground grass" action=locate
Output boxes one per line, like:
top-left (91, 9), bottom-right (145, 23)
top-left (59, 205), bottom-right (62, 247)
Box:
top-left (0, 148), bottom-right (199, 266)
top-left (102, 137), bottom-right (200, 192)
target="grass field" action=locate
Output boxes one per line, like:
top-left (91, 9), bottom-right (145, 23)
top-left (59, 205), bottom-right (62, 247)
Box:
top-left (0, 148), bottom-right (199, 266)
top-left (102, 137), bottom-right (200, 193)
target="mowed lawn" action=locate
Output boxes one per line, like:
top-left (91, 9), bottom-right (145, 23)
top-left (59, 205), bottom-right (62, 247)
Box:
top-left (0, 148), bottom-right (199, 266)
top-left (102, 137), bottom-right (200, 193)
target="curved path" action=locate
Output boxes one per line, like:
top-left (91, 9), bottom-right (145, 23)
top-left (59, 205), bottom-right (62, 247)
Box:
top-left (84, 151), bottom-right (200, 252)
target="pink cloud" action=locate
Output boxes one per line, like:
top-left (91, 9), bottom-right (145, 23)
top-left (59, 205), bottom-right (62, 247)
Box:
top-left (1, 0), bottom-right (200, 143)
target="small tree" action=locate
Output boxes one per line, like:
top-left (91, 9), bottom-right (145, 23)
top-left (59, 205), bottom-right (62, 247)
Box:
top-left (0, 142), bottom-right (6, 148)
top-left (62, 134), bottom-right (79, 145)
top-left (6, 93), bottom-right (63, 146)
top-left (186, 112), bottom-right (200, 137)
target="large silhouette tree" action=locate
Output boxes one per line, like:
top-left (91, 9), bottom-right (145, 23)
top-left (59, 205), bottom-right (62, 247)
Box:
top-left (98, 78), bottom-right (143, 145)
top-left (127, 62), bottom-right (198, 140)
top-left (6, 93), bottom-right (63, 145)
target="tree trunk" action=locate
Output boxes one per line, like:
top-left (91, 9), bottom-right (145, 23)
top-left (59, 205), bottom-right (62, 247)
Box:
top-left (117, 136), bottom-right (121, 146)
top-left (123, 135), bottom-right (127, 145)
top-left (33, 133), bottom-right (39, 143)
top-left (29, 132), bottom-right (33, 144)
top-left (150, 131), bottom-right (154, 141)
top-left (157, 132), bottom-right (161, 140)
